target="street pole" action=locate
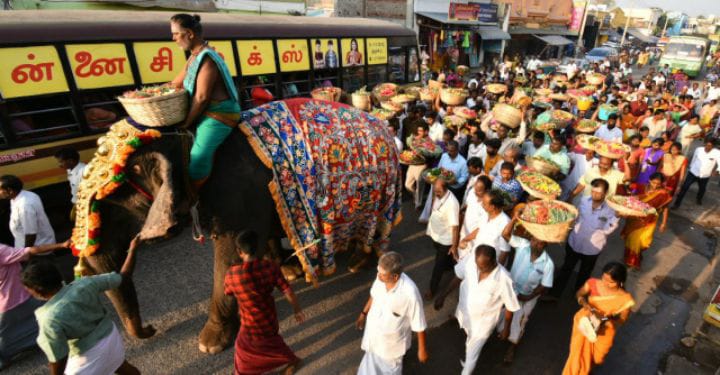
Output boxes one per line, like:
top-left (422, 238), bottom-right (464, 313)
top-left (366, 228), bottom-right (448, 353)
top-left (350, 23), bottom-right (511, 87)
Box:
top-left (620, 11), bottom-right (631, 46)
top-left (577, 1), bottom-right (590, 49)
top-left (499, 2), bottom-right (511, 61)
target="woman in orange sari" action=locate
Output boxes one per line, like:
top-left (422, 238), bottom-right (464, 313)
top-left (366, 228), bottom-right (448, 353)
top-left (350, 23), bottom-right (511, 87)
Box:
top-left (661, 142), bottom-right (687, 195)
top-left (563, 262), bottom-right (635, 375)
top-left (621, 173), bottom-right (672, 269)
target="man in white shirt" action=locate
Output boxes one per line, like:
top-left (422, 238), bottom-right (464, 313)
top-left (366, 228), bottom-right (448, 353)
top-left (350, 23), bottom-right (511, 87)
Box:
top-left (467, 130), bottom-right (486, 161)
top-left (425, 180), bottom-right (460, 298)
top-left (433, 245), bottom-right (519, 375)
top-left (550, 179), bottom-right (618, 299)
top-left (54, 148), bottom-right (86, 206)
top-left (387, 124), bottom-right (403, 153)
top-left (426, 112), bottom-right (445, 143)
top-left (672, 137), bottom-right (720, 208)
top-left (594, 114), bottom-right (623, 143)
top-left (462, 158), bottom-right (484, 205)
top-left (679, 114), bottom-right (704, 155)
top-left (706, 81), bottom-right (720, 103)
top-left (499, 215), bottom-right (554, 363)
top-left (642, 110), bottom-right (669, 140)
top-left (457, 190), bottom-right (511, 264)
top-left (0, 175), bottom-right (56, 248)
top-left (460, 176), bottom-right (490, 241)
top-left (357, 252), bottom-right (428, 374)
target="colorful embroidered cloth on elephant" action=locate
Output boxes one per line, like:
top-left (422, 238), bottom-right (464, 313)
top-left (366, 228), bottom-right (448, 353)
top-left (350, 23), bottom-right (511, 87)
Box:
top-left (239, 98), bottom-right (402, 275)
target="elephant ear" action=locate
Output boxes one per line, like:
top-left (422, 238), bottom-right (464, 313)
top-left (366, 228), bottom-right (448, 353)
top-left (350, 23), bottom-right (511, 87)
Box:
top-left (138, 152), bottom-right (178, 240)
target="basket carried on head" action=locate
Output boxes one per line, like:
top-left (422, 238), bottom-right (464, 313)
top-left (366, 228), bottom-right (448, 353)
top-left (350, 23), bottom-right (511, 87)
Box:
top-left (118, 89), bottom-right (189, 127)
top-left (486, 83), bottom-right (508, 94)
top-left (440, 88), bottom-right (468, 106)
top-left (606, 195), bottom-right (657, 217)
top-left (526, 156), bottom-right (561, 177)
top-left (492, 103), bottom-right (522, 129)
top-left (372, 83), bottom-right (398, 102)
top-left (352, 92), bottom-right (371, 111)
top-left (519, 200), bottom-right (578, 243)
top-left (312, 87), bottom-right (342, 102)
top-left (587, 73), bottom-right (605, 86)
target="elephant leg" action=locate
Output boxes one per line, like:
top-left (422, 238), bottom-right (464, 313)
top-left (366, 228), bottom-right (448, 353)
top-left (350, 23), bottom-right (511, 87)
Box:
top-left (198, 234), bottom-right (239, 354)
top-left (85, 254), bottom-right (155, 339)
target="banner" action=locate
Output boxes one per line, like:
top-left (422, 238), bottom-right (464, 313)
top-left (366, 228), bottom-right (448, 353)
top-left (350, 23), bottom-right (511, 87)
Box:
top-left (66, 44), bottom-right (133, 90)
top-left (477, 3), bottom-right (498, 23)
top-left (366, 38), bottom-right (388, 65)
top-left (569, 1), bottom-right (587, 32)
top-left (0, 46), bottom-right (69, 99)
top-left (208, 41), bottom-right (238, 77)
top-left (310, 38), bottom-right (339, 70)
top-left (448, 2), bottom-right (497, 23)
top-left (277, 39), bottom-right (310, 72)
top-left (132, 42), bottom-right (186, 84)
top-left (236, 40), bottom-right (276, 76)
top-left (341, 38), bottom-right (365, 67)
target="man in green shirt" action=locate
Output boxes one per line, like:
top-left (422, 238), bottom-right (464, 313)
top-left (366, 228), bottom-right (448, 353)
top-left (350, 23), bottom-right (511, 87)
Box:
top-left (21, 237), bottom-right (146, 375)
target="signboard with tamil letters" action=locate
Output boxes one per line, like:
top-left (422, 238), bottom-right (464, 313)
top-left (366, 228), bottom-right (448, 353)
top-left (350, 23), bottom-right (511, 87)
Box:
top-left (276, 39), bottom-right (310, 72)
top-left (236, 40), bottom-right (276, 76)
top-left (65, 44), bottom-right (133, 90)
top-left (366, 38), bottom-right (388, 65)
top-left (208, 41), bottom-right (238, 77)
top-left (0, 46), bottom-right (69, 98)
top-left (132, 42), bottom-right (186, 84)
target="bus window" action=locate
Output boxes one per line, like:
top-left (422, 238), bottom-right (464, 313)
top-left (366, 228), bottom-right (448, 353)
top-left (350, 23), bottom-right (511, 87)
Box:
top-left (367, 65), bottom-right (387, 88)
top-left (342, 66), bottom-right (365, 94)
top-left (389, 47), bottom-right (407, 84)
top-left (0, 123), bottom-right (7, 147)
top-left (5, 95), bottom-right (80, 142)
top-left (409, 47), bottom-right (420, 83)
top-left (281, 72), bottom-right (310, 99)
top-left (79, 87), bottom-right (128, 131)
top-left (665, 43), bottom-right (705, 58)
top-left (241, 75), bottom-right (276, 109)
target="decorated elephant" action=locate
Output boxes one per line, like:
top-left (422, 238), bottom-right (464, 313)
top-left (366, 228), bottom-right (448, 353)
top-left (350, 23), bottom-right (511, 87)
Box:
top-left (69, 98), bottom-right (401, 354)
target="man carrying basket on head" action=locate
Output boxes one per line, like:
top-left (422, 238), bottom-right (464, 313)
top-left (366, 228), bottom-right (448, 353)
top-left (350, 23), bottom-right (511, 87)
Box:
top-left (169, 14), bottom-right (241, 191)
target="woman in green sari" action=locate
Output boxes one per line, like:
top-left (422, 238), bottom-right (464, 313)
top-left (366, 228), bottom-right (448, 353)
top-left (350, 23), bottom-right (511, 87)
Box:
top-left (169, 14), bottom-right (241, 189)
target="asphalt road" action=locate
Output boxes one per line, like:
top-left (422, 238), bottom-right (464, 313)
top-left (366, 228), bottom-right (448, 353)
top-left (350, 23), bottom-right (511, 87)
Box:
top-left (7, 182), bottom-right (718, 375)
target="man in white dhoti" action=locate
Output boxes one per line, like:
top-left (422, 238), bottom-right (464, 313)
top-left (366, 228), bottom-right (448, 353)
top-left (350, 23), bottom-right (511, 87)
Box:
top-left (356, 252), bottom-right (428, 374)
top-left (22, 237), bottom-right (149, 375)
top-left (434, 245), bottom-right (519, 375)
top-left (498, 213), bottom-right (554, 363)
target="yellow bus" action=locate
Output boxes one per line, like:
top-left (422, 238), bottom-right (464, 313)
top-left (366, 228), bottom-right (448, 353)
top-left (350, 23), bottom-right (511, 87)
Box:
top-left (0, 10), bottom-right (419, 192)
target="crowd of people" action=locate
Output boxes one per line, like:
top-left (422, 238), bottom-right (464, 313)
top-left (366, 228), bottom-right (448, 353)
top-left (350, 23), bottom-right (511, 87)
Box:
top-left (2, 22), bottom-right (720, 375)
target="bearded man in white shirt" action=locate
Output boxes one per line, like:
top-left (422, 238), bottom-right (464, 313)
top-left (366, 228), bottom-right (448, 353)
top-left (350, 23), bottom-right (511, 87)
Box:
top-left (356, 252), bottom-right (428, 374)
top-left (434, 245), bottom-right (519, 375)
top-left (0, 175), bottom-right (56, 248)
top-left (426, 180), bottom-right (460, 298)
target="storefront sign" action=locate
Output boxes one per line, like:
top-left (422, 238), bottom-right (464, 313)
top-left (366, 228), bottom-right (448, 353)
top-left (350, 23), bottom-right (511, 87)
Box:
top-left (310, 38), bottom-right (339, 70)
top-left (448, 2), bottom-right (497, 23)
top-left (448, 2), bottom-right (480, 21)
top-left (366, 38), bottom-right (388, 65)
top-left (0, 46), bottom-right (69, 99)
top-left (276, 39), bottom-right (309, 72)
top-left (208, 41), bottom-right (238, 77)
top-left (569, 1), bottom-right (587, 32)
top-left (65, 44), bottom-right (133, 89)
top-left (477, 3), bottom-right (498, 23)
top-left (132, 42), bottom-right (186, 84)
top-left (341, 38), bottom-right (365, 67)
top-left (236, 40), bottom-right (276, 76)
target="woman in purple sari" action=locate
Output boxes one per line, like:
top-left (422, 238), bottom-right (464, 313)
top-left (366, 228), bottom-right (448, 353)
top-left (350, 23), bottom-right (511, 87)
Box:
top-left (633, 138), bottom-right (665, 193)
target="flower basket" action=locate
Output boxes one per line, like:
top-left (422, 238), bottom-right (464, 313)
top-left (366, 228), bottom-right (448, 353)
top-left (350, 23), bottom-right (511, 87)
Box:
top-left (517, 171), bottom-right (561, 200)
top-left (577, 97), bottom-right (593, 111)
top-left (399, 150), bottom-right (426, 165)
top-left (312, 87), bottom-right (342, 102)
top-left (486, 83), bottom-right (508, 94)
top-left (576, 134), bottom-right (600, 150)
top-left (352, 92), bottom-right (371, 111)
top-left (606, 195), bottom-right (657, 217)
top-left (575, 119), bottom-right (599, 134)
top-left (118, 88), bottom-right (188, 127)
top-left (598, 104), bottom-right (618, 121)
top-left (519, 200), bottom-right (578, 243)
top-left (440, 88), bottom-right (468, 106)
top-left (419, 87), bottom-right (438, 102)
top-left (587, 73), bottom-right (605, 86)
top-left (369, 108), bottom-right (395, 121)
top-left (372, 83), bottom-right (398, 102)
top-left (381, 101), bottom-right (403, 112)
top-left (391, 94), bottom-right (415, 105)
top-left (492, 103), bottom-right (522, 129)
top-left (550, 110), bottom-right (575, 128)
top-left (526, 156), bottom-right (561, 176)
top-left (534, 88), bottom-right (553, 97)
top-left (453, 106), bottom-right (477, 120)
top-left (594, 140), bottom-right (630, 159)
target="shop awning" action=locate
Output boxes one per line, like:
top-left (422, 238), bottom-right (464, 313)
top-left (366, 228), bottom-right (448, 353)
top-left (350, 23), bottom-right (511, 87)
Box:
top-left (477, 26), bottom-right (510, 40)
top-left (416, 11), bottom-right (496, 26)
top-left (533, 34), bottom-right (574, 46)
top-left (510, 26), bottom-right (578, 36)
top-left (626, 28), bottom-right (658, 44)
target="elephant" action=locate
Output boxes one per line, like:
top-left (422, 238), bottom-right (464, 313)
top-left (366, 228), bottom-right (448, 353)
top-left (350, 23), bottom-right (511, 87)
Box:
top-left (73, 98), bottom-right (400, 354)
